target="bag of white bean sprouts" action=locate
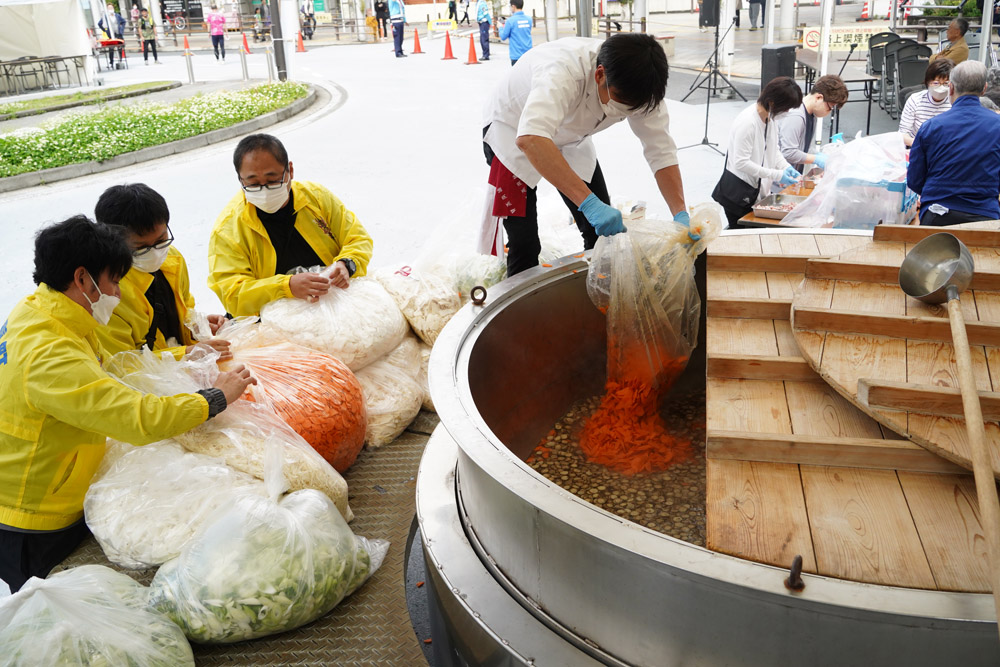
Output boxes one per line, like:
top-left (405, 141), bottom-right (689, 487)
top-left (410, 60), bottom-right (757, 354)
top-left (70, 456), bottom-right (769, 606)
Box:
top-left (375, 265), bottom-right (461, 346)
top-left (0, 565), bottom-right (194, 666)
top-left (418, 342), bottom-right (434, 413)
top-left (148, 445), bottom-right (388, 644)
top-left (259, 275), bottom-right (408, 371)
top-left (355, 336), bottom-right (424, 448)
top-left (85, 440), bottom-right (267, 569)
top-left (104, 348), bottom-right (353, 521)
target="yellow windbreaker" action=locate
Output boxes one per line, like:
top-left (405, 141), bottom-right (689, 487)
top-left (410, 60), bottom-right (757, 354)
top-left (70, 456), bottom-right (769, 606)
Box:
top-left (208, 180), bottom-right (374, 316)
top-left (0, 285), bottom-right (209, 531)
top-left (95, 246), bottom-right (195, 359)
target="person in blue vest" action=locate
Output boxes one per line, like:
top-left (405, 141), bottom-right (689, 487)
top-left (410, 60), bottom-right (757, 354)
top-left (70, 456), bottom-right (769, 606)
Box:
top-left (499, 0), bottom-right (532, 66)
top-left (389, 0), bottom-right (406, 57)
top-left (476, 0), bottom-right (492, 61)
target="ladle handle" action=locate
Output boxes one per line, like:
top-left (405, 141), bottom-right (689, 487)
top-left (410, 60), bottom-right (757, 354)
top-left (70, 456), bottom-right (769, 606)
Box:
top-left (947, 297), bottom-right (1000, 635)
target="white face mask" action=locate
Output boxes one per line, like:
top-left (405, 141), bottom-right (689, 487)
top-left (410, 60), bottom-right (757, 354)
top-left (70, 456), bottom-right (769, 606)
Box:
top-left (131, 244), bottom-right (170, 273)
top-left (83, 273), bottom-right (120, 326)
top-left (929, 84), bottom-right (950, 102)
top-left (245, 181), bottom-right (290, 214)
top-left (600, 77), bottom-right (634, 118)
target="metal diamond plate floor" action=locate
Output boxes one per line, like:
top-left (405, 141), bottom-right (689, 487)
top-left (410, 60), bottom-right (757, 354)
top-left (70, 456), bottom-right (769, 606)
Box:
top-left (56, 413), bottom-right (439, 666)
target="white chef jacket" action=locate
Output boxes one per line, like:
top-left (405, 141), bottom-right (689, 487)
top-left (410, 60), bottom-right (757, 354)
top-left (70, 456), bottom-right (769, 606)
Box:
top-left (482, 37), bottom-right (679, 188)
top-left (725, 103), bottom-right (790, 202)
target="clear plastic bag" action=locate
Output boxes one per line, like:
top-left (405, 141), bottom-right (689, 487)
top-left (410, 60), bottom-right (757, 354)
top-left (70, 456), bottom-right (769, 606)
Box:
top-left (355, 336), bottom-right (424, 448)
top-left (105, 348), bottom-right (353, 521)
top-left (781, 132), bottom-right (918, 229)
top-left (587, 203), bottom-right (722, 389)
top-left (418, 341), bottom-right (434, 413)
top-left (0, 565), bottom-right (194, 666)
top-left (148, 446), bottom-right (389, 644)
top-left (375, 265), bottom-right (462, 346)
top-left (259, 275), bottom-right (408, 371)
top-left (84, 440), bottom-right (266, 569)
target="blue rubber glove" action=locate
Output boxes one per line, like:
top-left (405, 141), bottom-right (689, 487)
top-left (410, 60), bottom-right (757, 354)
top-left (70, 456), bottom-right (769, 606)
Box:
top-left (831, 133), bottom-right (845, 144)
top-left (578, 194), bottom-right (625, 237)
top-left (813, 153), bottom-right (828, 170)
top-left (778, 166), bottom-right (801, 186)
top-left (673, 210), bottom-right (700, 241)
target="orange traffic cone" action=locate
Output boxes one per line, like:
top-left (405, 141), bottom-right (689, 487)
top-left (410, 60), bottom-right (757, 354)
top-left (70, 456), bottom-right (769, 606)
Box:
top-left (296, 31), bottom-right (307, 52)
top-left (442, 31), bottom-right (456, 60)
top-left (242, 32), bottom-right (252, 54)
top-left (183, 35), bottom-right (191, 54)
top-left (412, 29), bottom-right (425, 54)
top-left (465, 34), bottom-right (479, 65)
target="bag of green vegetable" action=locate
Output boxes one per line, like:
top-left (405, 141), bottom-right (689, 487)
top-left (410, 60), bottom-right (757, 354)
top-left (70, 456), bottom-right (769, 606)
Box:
top-left (148, 445), bottom-right (388, 643)
top-left (104, 347), bottom-right (353, 521)
top-left (84, 440), bottom-right (267, 569)
top-left (0, 565), bottom-right (194, 666)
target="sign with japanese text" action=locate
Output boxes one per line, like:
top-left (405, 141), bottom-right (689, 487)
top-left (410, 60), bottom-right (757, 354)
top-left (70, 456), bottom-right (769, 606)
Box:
top-left (803, 24), bottom-right (890, 52)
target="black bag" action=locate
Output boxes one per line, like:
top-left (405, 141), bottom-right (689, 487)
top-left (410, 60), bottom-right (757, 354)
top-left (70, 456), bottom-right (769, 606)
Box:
top-left (711, 166), bottom-right (760, 227)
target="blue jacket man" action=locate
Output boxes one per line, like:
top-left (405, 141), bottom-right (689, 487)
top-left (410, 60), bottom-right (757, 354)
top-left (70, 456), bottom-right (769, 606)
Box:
top-left (907, 60), bottom-right (1000, 226)
top-left (389, 0), bottom-right (406, 57)
top-left (477, 0), bottom-right (492, 60)
top-left (499, 0), bottom-right (532, 65)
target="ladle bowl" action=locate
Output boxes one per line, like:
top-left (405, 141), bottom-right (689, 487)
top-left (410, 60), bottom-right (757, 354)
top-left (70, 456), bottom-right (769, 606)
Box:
top-left (898, 232), bottom-right (975, 303)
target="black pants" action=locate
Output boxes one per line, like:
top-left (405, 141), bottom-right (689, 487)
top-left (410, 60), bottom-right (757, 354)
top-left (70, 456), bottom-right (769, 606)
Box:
top-left (919, 207), bottom-right (993, 226)
top-left (479, 22), bottom-right (491, 59)
top-left (460, 11), bottom-right (470, 24)
top-left (0, 521), bottom-right (91, 593)
top-left (377, 16), bottom-right (389, 37)
top-left (212, 33), bottom-right (225, 59)
top-left (143, 38), bottom-right (157, 62)
top-left (392, 20), bottom-right (404, 55)
top-left (448, 7), bottom-right (457, 20)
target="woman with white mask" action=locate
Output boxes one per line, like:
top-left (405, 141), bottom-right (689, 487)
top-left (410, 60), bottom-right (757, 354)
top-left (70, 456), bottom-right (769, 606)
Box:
top-left (94, 183), bottom-right (231, 360)
top-left (899, 59), bottom-right (955, 148)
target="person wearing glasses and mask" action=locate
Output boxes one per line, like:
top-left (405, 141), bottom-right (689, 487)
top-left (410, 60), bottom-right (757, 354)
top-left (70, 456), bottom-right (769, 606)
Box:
top-left (0, 216), bottom-right (255, 592)
top-left (480, 34), bottom-right (689, 276)
top-left (209, 133), bottom-right (374, 317)
top-left (93, 183), bottom-right (231, 360)
top-left (773, 75), bottom-right (848, 183)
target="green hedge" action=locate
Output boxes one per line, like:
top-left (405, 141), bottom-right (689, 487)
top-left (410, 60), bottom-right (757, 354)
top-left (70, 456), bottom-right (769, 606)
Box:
top-left (0, 82), bottom-right (308, 178)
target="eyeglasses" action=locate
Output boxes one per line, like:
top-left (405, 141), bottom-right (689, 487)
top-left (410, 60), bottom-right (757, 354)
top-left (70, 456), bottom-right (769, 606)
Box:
top-left (240, 167), bottom-right (288, 193)
top-left (825, 100), bottom-right (844, 112)
top-left (133, 226), bottom-right (174, 257)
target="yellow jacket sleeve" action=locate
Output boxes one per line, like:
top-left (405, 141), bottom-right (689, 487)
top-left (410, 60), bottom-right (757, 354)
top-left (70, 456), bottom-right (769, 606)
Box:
top-left (24, 340), bottom-right (208, 446)
top-left (320, 191), bottom-right (374, 277)
top-left (208, 229), bottom-right (295, 316)
top-left (95, 312), bottom-right (143, 357)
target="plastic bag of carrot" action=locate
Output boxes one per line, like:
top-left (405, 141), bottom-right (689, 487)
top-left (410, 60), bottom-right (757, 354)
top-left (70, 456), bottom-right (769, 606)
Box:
top-left (580, 203), bottom-right (723, 475)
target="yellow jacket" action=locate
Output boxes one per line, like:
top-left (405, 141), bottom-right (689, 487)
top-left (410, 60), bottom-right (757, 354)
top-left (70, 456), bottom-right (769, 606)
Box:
top-left (0, 285), bottom-right (209, 531)
top-left (208, 181), bottom-right (374, 316)
top-left (95, 246), bottom-right (195, 359)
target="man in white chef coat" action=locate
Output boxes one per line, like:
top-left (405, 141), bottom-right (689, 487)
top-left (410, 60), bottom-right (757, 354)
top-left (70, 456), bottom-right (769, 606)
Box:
top-left (480, 34), bottom-right (689, 276)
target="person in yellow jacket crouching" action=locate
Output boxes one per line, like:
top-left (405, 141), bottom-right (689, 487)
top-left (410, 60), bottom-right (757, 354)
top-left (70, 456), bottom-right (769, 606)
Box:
top-left (208, 133), bottom-right (374, 317)
top-left (0, 216), bottom-right (255, 592)
top-left (94, 183), bottom-right (231, 359)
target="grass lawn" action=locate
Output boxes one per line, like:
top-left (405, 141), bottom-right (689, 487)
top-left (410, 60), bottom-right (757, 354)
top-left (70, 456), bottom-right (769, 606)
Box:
top-left (0, 81), bottom-right (175, 117)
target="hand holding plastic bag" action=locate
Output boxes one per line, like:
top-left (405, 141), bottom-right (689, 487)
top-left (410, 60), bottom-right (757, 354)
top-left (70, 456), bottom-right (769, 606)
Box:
top-left (0, 565), bottom-right (194, 666)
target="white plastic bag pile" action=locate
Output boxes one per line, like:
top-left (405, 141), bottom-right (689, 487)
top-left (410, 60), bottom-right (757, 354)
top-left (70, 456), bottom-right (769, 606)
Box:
top-left (355, 334), bottom-right (426, 448)
top-left (375, 266), bottom-right (461, 346)
top-left (148, 446), bottom-right (388, 644)
top-left (0, 565), bottom-right (194, 666)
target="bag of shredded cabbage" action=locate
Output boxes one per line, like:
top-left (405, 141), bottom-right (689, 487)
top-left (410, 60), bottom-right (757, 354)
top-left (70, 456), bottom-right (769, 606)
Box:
top-left (84, 440), bottom-right (267, 569)
top-left (418, 341), bottom-right (434, 413)
top-left (104, 348), bottom-right (353, 521)
top-left (148, 445), bottom-right (388, 644)
top-left (259, 275), bottom-right (408, 371)
top-left (375, 265), bottom-right (461, 346)
top-left (0, 565), bottom-right (194, 666)
top-left (356, 336), bottom-right (424, 448)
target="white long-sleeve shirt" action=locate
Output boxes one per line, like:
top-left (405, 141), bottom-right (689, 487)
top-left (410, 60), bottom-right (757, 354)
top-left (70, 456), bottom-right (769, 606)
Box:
top-left (482, 37), bottom-right (679, 187)
top-left (725, 103), bottom-right (790, 201)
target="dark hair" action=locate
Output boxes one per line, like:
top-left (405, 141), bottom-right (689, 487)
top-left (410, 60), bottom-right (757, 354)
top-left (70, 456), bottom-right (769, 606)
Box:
top-left (953, 18), bottom-right (969, 36)
top-left (924, 58), bottom-right (954, 86)
top-left (757, 76), bottom-right (803, 115)
top-left (812, 75), bottom-right (849, 106)
top-left (597, 34), bottom-right (669, 113)
top-left (233, 133), bottom-right (289, 173)
top-left (94, 183), bottom-right (170, 235)
top-left (33, 216), bottom-right (133, 291)
top-left (510, 0), bottom-right (523, 8)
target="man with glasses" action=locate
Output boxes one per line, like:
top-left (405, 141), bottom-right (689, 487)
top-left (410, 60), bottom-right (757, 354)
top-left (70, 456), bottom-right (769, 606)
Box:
top-left (94, 183), bottom-right (232, 359)
top-left (209, 133), bottom-right (373, 317)
top-left (773, 75), bottom-right (848, 182)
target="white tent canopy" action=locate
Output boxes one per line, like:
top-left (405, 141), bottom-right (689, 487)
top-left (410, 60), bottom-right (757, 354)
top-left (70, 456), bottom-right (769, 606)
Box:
top-left (0, 0), bottom-right (92, 61)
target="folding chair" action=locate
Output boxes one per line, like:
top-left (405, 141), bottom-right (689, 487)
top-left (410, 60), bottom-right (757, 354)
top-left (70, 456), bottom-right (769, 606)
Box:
top-left (11, 56), bottom-right (44, 93)
top-left (881, 38), bottom-right (917, 112)
top-left (895, 58), bottom-right (930, 110)
top-left (867, 32), bottom-right (901, 100)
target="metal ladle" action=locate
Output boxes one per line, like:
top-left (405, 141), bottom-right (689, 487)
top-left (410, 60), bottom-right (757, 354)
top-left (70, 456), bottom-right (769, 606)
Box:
top-left (899, 232), bottom-right (1000, 637)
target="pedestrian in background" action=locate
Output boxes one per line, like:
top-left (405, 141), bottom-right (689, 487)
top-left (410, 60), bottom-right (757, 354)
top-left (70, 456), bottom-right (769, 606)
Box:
top-left (448, 0), bottom-right (457, 22)
top-left (734, 0), bottom-right (742, 29)
top-left (375, 0), bottom-right (390, 39)
top-left (98, 4), bottom-right (126, 69)
top-left (459, 0), bottom-right (471, 24)
top-left (477, 0), bottom-right (492, 61)
top-left (139, 8), bottom-right (159, 64)
top-left (499, 0), bottom-right (532, 66)
top-left (748, 0), bottom-right (763, 30)
top-left (389, 0), bottom-right (406, 57)
top-left (206, 5), bottom-right (227, 61)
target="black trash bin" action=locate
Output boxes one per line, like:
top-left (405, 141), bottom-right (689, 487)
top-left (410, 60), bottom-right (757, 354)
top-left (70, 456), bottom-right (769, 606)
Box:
top-left (761, 43), bottom-right (797, 87)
